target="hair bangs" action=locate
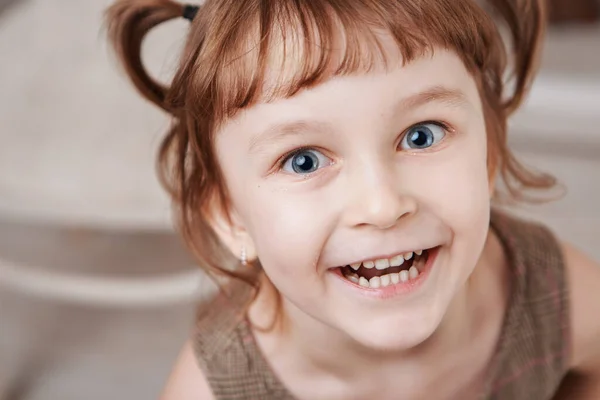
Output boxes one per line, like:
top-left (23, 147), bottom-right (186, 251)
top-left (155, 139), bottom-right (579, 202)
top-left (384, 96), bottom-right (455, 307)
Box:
top-left (187, 0), bottom-right (498, 125)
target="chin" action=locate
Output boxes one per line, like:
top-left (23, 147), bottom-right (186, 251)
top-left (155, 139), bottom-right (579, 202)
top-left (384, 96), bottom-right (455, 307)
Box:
top-left (341, 310), bottom-right (444, 353)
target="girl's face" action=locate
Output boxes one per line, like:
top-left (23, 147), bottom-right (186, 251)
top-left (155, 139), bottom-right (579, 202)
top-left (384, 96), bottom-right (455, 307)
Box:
top-left (215, 48), bottom-right (491, 350)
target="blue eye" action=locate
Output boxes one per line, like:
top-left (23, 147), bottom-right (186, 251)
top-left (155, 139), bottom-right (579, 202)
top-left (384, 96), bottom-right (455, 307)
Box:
top-left (282, 149), bottom-right (331, 174)
top-left (400, 123), bottom-right (446, 150)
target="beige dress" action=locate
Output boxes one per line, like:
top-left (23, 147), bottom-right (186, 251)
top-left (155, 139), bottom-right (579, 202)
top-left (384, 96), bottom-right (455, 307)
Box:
top-left (192, 211), bottom-right (570, 399)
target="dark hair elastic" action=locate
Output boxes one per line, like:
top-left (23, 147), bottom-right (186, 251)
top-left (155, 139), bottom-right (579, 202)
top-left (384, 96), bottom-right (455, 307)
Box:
top-left (182, 4), bottom-right (200, 21)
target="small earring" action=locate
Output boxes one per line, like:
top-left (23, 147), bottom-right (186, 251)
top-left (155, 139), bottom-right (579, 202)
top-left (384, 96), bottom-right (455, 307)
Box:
top-left (240, 245), bottom-right (247, 266)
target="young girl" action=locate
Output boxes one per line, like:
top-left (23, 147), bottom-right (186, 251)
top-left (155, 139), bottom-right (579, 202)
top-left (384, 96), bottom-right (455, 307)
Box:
top-left (106, 0), bottom-right (600, 398)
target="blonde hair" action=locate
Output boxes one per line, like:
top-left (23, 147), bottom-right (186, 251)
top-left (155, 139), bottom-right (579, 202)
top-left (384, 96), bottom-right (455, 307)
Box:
top-left (106, 0), bottom-right (555, 290)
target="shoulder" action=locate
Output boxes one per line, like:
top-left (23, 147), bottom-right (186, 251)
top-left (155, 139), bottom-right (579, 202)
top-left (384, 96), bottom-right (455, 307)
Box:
top-left (160, 341), bottom-right (215, 400)
top-left (160, 291), bottom-right (252, 400)
top-left (561, 241), bottom-right (600, 371)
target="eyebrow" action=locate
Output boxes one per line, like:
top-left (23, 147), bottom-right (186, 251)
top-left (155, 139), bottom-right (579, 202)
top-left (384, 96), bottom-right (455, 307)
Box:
top-left (248, 86), bottom-right (471, 154)
top-left (397, 85), bottom-right (472, 111)
top-left (248, 120), bottom-right (333, 155)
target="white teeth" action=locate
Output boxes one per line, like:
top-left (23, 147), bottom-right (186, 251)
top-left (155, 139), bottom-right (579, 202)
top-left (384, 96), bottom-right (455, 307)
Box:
top-left (409, 266), bottom-right (419, 280)
top-left (399, 270), bottom-right (409, 283)
top-left (414, 257), bottom-right (425, 271)
top-left (348, 249), bottom-right (426, 273)
top-left (375, 259), bottom-right (389, 270)
top-left (350, 269), bottom-right (417, 287)
top-left (390, 255), bottom-right (404, 267)
top-left (347, 273), bottom-right (360, 284)
top-left (347, 248), bottom-right (428, 284)
top-left (363, 261), bottom-right (375, 269)
top-left (350, 268), bottom-right (418, 288)
top-left (380, 274), bottom-right (391, 287)
top-left (369, 276), bottom-right (381, 289)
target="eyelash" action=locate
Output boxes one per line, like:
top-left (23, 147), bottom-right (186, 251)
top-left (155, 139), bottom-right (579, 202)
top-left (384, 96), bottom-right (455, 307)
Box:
top-left (276, 120), bottom-right (453, 171)
top-left (413, 120), bottom-right (451, 133)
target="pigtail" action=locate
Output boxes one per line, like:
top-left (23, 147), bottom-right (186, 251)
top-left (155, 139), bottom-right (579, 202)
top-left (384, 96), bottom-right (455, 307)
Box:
top-left (482, 0), bottom-right (558, 201)
top-left (106, 0), bottom-right (264, 295)
top-left (105, 0), bottom-right (185, 113)
top-left (486, 0), bottom-right (547, 115)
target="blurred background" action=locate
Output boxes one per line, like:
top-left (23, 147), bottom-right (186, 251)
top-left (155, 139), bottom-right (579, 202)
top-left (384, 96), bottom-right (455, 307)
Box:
top-left (0, 0), bottom-right (598, 399)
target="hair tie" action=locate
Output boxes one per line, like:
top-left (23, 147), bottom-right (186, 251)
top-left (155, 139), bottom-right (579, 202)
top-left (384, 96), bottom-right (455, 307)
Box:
top-left (182, 4), bottom-right (200, 21)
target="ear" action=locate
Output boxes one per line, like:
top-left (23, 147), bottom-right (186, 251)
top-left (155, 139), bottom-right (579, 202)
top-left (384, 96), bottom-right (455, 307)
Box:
top-left (205, 202), bottom-right (258, 265)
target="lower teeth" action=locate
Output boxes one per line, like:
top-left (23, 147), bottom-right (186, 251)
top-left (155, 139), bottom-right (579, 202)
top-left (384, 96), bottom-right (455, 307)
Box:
top-left (350, 267), bottom-right (420, 288)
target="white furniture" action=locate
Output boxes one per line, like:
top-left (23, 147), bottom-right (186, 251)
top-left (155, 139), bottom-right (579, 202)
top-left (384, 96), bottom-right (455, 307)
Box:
top-left (0, 0), bottom-right (207, 307)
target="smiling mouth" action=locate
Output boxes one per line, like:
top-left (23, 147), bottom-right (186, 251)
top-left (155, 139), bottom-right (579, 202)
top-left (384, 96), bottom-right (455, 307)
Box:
top-left (338, 248), bottom-right (434, 289)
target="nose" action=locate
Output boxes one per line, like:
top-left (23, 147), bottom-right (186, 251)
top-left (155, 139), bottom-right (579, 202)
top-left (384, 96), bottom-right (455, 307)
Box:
top-left (342, 162), bottom-right (418, 230)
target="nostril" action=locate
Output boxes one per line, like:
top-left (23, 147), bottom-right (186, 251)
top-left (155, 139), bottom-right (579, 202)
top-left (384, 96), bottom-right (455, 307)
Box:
top-left (342, 169), bottom-right (418, 229)
top-left (359, 198), bottom-right (417, 230)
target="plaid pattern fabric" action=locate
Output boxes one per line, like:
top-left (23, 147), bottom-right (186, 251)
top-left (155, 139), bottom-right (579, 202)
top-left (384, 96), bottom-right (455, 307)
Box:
top-left (192, 285), bottom-right (296, 399)
top-left (479, 211), bottom-right (570, 399)
top-left (193, 210), bottom-right (570, 400)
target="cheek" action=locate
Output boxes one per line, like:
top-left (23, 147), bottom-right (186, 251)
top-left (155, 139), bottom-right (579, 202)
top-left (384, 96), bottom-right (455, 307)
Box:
top-left (215, 133), bottom-right (334, 286)
top-left (432, 152), bottom-right (489, 228)
top-left (403, 128), bottom-right (491, 242)
top-left (241, 188), bottom-right (335, 283)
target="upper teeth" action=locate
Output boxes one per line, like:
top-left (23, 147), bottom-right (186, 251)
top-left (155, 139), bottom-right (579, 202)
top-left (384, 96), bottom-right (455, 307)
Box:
top-left (348, 250), bottom-right (424, 271)
top-left (390, 254), bottom-right (404, 267)
top-left (375, 259), bottom-right (389, 270)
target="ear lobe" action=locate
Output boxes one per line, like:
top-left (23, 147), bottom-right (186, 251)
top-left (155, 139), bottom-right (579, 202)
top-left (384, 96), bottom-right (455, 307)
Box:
top-left (206, 206), bottom-right (258, 265)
